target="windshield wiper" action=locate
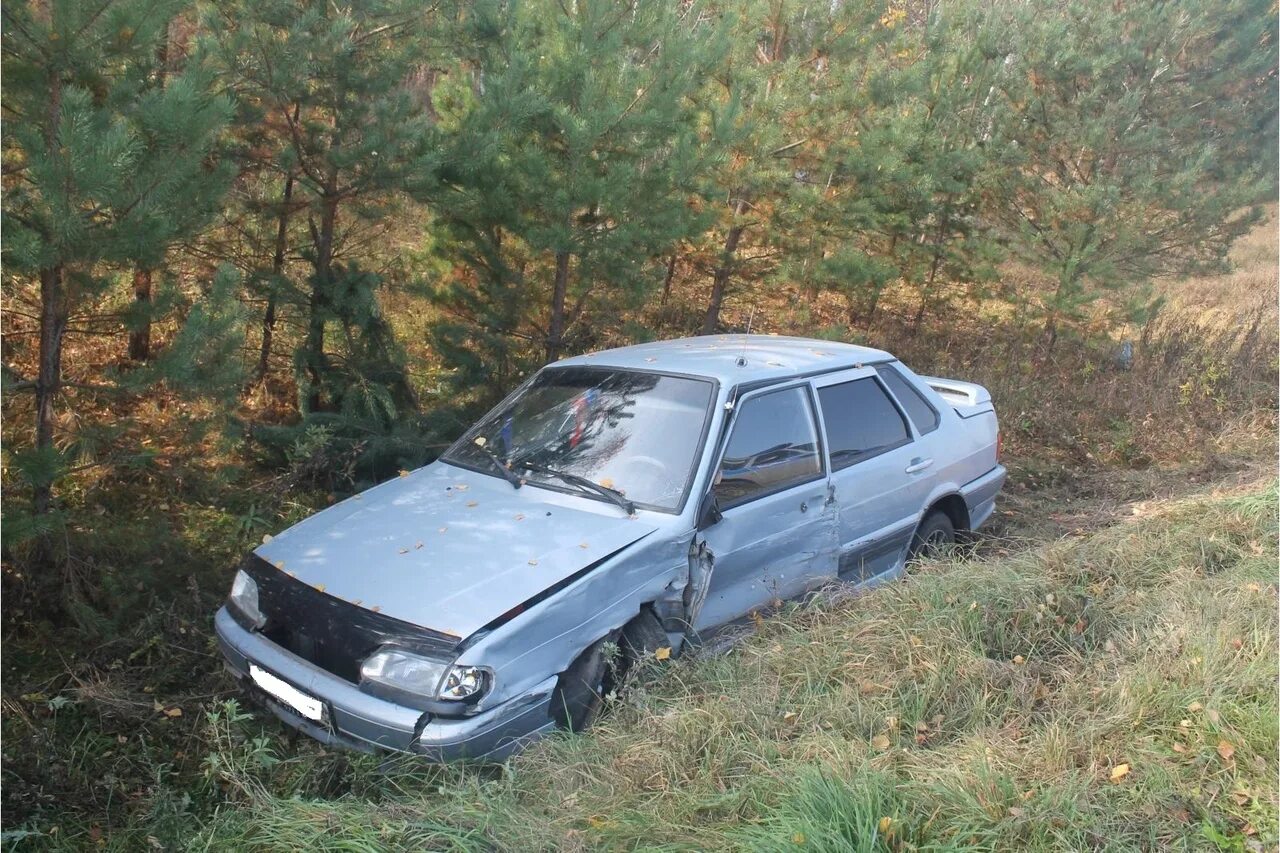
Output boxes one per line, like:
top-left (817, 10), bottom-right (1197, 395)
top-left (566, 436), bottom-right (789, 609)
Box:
top-left (516, 461), bottom-right (635, 515)
top-left (471, 440), bottom-right (524, 490)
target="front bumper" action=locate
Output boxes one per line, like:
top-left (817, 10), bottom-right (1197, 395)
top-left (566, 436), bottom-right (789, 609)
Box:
top-left (214, 607), bottom-right (557, 761)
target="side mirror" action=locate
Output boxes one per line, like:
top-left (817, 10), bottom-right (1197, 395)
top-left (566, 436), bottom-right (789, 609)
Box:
top-left (696, 491), bottom-right (723, 530)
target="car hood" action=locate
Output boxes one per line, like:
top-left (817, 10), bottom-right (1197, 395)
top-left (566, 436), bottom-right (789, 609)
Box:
top-left (254, 462), bottom-right (657, 640)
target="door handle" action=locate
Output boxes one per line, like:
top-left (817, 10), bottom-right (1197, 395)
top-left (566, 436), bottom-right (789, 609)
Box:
top-left (905, 457), bottom-right (934, 474)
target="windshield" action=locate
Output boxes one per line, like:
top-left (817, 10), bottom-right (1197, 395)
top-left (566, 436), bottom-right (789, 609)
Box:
top-left (444, 367), bottom-right (715, 512)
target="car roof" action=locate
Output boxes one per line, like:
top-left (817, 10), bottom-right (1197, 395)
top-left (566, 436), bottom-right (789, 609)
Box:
top-left (554, 334), bottom-right (894, 387)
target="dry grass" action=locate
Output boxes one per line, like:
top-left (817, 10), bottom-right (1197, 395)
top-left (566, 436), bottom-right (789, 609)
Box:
top-left (170, 478), bottom-right (1278, 852)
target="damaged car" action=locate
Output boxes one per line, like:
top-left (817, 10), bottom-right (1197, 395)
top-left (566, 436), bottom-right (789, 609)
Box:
top-left (215, 335), bottom-right (1006, 760)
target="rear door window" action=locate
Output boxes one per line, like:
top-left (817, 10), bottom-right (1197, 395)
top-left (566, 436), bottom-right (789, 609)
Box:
top-left (875, 365), bottom-right (940, 434)
top-left (715, 386), bottom-right (823, 508)
top-left (817, 377), bottom-right (911, 469)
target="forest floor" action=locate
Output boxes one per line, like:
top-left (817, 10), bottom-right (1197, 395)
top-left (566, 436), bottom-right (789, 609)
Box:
top-left (1, 215), bottom-right (1276, 850)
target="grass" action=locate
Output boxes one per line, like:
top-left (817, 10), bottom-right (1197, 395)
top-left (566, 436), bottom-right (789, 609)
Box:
top-left (34, 477), bottom-right (1266, 851)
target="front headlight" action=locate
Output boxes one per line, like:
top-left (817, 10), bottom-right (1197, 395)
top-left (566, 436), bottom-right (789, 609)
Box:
top-left (360, 647), bottom-right (491, 706)
top-left (228, 569), bottom-right (265, 629)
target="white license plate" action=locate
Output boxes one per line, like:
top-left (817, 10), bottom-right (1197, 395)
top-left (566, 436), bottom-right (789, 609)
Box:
top-left (249, 664), bottom-right (325, 722)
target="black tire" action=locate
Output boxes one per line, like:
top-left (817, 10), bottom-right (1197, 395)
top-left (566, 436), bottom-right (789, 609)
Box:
top-left (551, 638), bottom-right (610, 732)
top-left (551, 609), bottom-right (670, 733)
top-left (908, 510), bottom-right (955, 563)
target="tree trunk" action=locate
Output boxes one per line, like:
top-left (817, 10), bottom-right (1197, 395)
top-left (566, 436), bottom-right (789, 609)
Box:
top-left (546, 249), bottom-right (571, 364)
top-left (34, 265), bottom-right (68, 516)
top-left (702, 199), bottom-right (749, 335)
top-left (660, 253), bottom-right (677, 307)
top-left (128, 268), bottom-right (153, 361)
top-left (254, 170), bottom-right (295, 386)
top-left (304, 195), bottom-right (338, 412)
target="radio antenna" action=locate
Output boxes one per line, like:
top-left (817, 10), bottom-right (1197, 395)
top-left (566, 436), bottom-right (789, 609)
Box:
top-left (736, 305), bottom-right (757, 368)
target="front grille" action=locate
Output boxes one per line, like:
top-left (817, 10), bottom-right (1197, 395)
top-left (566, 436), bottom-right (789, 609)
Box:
top-left (236, 554), bottom-right (459, 683)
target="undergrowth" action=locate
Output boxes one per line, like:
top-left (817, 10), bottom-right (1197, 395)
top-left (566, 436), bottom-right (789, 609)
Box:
top-left (10, 479), bottom-right (1270, 851)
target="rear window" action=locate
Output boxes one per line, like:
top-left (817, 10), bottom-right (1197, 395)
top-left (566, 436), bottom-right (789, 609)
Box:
top-left (875, 365), bottom-right (940, 434)
top-left (817, 377), bottom-right (910, 469)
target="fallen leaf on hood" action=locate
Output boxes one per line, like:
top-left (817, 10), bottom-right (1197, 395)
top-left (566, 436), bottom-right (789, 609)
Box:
top-left (579, 542), bottom-right (589, 549)
top-left (528, 559), bottom-right (538, 566)
top-left (274, 560), bottom-right (285, 569)
top-left (654, 646), bottom-right (672, 661)
top-left (1109, 763), bottom-right (1130, 782)
top-left (398, 548), bottom-right (409, 554)
top-left (466, 500), bottom-right (478, 507)
top-left (351, 600), bottom-right (361, 607)
top-left (415, 541), bottom-right (424, 549)
top-left (599, 477), bottom-right (615, 489)
top-left (314, 584), bottom-right (326, 593)
top-left (398, 469), bottom-right (410, 477)
top-left (871, 734), bottom-right (891, 750)
top-left (514, 513), bottom-right (525, 521)
top-left (1217, 740), bottom-right (1236, 762)
top-left (473, 436), bottom-right (487, 447)
top-left (454, 484), bottom-right (469, 491)
top-left (262, 534), bottom-right (273, 544)
top-left (370, 605), bottom-right (381, 613)
top-left (439, 526), bottom-right (448, 533)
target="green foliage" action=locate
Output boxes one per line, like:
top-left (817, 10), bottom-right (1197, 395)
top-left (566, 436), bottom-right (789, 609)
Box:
top-left (428, 0), bottom-right (727, 402)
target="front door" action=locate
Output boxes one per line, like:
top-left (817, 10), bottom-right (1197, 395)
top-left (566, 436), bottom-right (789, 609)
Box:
top-left (692, 383), bottom-right (836, 632)
top-left (812, 369), bottom-right (930, 583)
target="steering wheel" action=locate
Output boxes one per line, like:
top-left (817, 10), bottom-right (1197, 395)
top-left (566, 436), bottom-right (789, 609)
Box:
top-left (614, 455), bottom-right (670, 492)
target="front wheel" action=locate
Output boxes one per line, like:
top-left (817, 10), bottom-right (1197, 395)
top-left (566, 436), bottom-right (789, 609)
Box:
top-left (908, 511), bottom-right (955, 563)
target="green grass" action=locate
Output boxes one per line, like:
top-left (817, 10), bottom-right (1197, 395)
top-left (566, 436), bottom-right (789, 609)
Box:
top-left (32, 479), bottom-right (1268, 851)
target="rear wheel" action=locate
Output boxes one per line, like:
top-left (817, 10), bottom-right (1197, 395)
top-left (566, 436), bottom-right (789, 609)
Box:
top-left (908, 511), bottom-right (955, 563)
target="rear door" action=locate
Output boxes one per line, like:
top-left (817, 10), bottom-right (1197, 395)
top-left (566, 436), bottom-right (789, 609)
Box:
top-left (692, 383), bottom-right (836, 632)
top-left (812, 368), bottom-right (932, 583)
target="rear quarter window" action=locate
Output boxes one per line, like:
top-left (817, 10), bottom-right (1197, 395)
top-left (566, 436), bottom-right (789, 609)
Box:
top-left (875, 365), bottom-right (940, 434)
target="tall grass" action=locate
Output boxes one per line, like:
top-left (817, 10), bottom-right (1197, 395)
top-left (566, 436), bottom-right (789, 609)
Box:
top-left (132, 480), bottom-right (1277, 852)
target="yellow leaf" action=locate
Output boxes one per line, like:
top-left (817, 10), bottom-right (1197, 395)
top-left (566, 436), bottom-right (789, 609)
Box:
top-left (871, 734), bottom-right (891, 750)
top-left (1187, 701), bottom-right (1204, 712)
top-left (164, 707), bottom-right (183, 718)
top-left (791, 831), bottom-right (806, 844)
top-left (1172, 742), bottom-right (1187, 753)
top-left (1217, 740), bottom-right (1236, 761)
top-left (878, 816), bottom-right (893, 835)
top-left (1110, 763), bottom-right (1130, 782)
top-left (909, 635), bottom-right (924, 647)
top-left (599, 477), bottom-right (615, 489)
top-left (473, 436), bottom-right (487, 447)
top-left (654, 646), bottom-right (672, 661)
top-left (782, 711), bottom-right (798, 724)
top-left (314, 584), bottom-right (325, 593)
top-left (398, 469), bottom-right (410, 477)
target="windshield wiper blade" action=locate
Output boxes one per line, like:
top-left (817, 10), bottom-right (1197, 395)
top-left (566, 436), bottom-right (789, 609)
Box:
top-left (517, 461), bottom-right (635, 515)
top-left (472, 440), bottom-right (523, 490)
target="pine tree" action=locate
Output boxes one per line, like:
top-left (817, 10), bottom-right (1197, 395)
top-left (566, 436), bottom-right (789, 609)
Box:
top-left (207, 0), bottom-right (442, 413)
top-left (2, 0), bottom-right (233, 521)
top-left (987, 0), bottom-right (1276, 354)
top-left (427, 0), bottom-right (725, 403)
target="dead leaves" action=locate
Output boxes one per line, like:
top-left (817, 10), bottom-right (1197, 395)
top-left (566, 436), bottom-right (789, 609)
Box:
top-left (870, 734), bottom-right (891, 751)
top-left (1109, 763), bottom-right (1131, 782)
top-left (1216, 739), bottom-right (1236, 762)
top-left (654, 646), bottom-right (672, 661)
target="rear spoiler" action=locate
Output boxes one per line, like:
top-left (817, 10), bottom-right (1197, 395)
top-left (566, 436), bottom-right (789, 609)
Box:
top-left (921, 376), bottom-right (993, 418)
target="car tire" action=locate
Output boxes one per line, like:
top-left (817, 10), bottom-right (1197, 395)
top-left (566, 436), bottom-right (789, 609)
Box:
top-left (908, 510), bottom-right (955, 562)
top-left (551, 610), bottom-right (670, 733)
top-left (551, 637), bottom-right (610, 732)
